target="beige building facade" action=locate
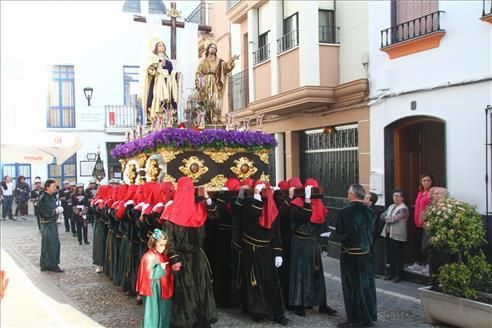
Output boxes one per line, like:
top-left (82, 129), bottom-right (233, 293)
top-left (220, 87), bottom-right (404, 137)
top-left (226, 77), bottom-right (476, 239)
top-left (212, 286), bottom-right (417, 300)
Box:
top-left (203, 1), bottom-right (370, 203)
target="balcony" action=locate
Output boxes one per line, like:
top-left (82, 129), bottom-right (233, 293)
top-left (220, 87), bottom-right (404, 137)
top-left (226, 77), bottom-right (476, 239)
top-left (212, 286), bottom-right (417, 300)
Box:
top-left (228, 70), bottom-right (249, 112)
top-left (277, 29), bottom-right (299, 54)
top-left (482, 0), bottom-right (492, 23)
top-left (253, 43), bottom-right (271, 65)
top-left (105, 105), bottom-right (142, 133)
top-left (380, 11), bottom-right (445, 59)
top-left (319, 25), bottom-right (340, 44)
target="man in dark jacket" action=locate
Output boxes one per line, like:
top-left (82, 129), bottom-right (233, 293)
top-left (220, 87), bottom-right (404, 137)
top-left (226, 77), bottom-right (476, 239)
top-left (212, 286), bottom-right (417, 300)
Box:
top-left (38, 179), bottom-right (64, 273)
top-left (336, 184), bottom-right (377, 328)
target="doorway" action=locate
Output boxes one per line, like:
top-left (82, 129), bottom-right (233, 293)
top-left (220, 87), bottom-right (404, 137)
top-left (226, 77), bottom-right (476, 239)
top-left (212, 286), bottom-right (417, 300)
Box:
top-left (384, 116), bottom-right (446, 262)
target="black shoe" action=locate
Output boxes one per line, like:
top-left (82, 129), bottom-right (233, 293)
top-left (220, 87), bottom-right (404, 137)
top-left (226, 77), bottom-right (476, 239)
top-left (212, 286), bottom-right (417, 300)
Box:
top-left (72, 234), bottom-right (76, 237)
top-left (52, 266), bottom-right (64, 273)
top-left (21, 216), bottom-right (26, 220)
top-left (251, 315), bottom-right (263, 323)
top-left (79, 242), bottom-right (82, 245)
top-left (393, 276), bottom-right (402, 283)
top-left (65, 230), bottom-right (70, 232)
top-left (273, 315), bottom-right (289, 326)
top-left (319, 305), bottom-right (337, 315)
top-left (136, 298), bottom-right (143, 305)
top-left (84, 241), bottom-right (90, 245)
top-left (294, 306), bottom-right (305, 317)
top-left (384, 275), bottom-right (394, 280)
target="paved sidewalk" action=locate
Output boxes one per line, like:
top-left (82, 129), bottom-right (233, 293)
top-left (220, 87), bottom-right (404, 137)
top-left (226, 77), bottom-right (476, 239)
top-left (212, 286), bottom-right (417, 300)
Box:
top-left (0, 215), bottom-right (445, 327)
top-left (0, 247), bottom-right (102, 327)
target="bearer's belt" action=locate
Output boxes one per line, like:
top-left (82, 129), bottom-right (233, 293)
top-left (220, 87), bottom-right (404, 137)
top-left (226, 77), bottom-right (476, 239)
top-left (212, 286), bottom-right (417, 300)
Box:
top-left (293, 231), bottom-right (315, 239)
top-left (241, 233), bottom-right (270, 247)
top-left (217, 223), bottom-right (233, 231)
top-left (40, 218), bottom-right (56, 224)
top-left (341, 246), bottom-right (369, 255)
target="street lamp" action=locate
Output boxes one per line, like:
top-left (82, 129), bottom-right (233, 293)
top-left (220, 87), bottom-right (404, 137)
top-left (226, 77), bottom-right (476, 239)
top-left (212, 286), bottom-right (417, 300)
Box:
top-left (84, 87), bottom-right (93, 106)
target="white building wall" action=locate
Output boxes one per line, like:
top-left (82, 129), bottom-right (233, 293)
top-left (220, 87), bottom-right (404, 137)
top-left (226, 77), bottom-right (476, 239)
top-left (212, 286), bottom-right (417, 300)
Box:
top-left (337, 0), bottom-right (369, 83)
top-left (370, 82), bottom-right (491, 213)
top-left (368, 1), bottom-right (491, 96)
top-left (368, 0), bottom-right (492, 213)
top-left (258, 0), bottom-right (273, 35)
top-left (283, 0), bottom-right (302, 19)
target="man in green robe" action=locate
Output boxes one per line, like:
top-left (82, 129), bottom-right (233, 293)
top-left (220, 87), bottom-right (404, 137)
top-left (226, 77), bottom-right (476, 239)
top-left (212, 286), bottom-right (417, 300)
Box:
top-left (336, 184), bottom-right (377, 327)
top-left (38, 179), bottom-right (64, 273)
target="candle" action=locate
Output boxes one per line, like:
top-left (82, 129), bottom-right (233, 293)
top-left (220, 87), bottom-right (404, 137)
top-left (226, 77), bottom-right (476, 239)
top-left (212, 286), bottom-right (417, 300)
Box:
top-left (133, 129), bottom-right (136, 140)
top-left (139, 126), bottom-right (143, 138)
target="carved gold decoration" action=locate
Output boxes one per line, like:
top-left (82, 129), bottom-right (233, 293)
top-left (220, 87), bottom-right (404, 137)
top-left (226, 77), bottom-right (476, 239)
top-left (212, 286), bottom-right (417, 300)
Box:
top-left (147, 159), bottom-right (161, 183)
top-left (179, 156), bottom-right (209, 182)
top-left (254, 150), bottom-right (271, 164)
top-left (119, 159), bottom-right (128, 173)
top-left (203, 148), bottom-right (237, 163)
top-left (135, 153), bottom-right (149, 168)
top-left (230, 157), bottom-right (257, 180)
top-left (159, 148), bottom-right (183, 163)
top-left (128, 164), bottom-right (138, 185)
top-left (206, 174), bottom-right (228, 190)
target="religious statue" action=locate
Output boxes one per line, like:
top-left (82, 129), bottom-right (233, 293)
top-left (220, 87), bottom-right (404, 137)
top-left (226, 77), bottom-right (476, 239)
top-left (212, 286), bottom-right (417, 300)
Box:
top-left (195, 39), bottom-right (239, 123)
top-left (147, 159), bottom-right (162, 182)
top-left (142, 38), bottom-right (181, 129)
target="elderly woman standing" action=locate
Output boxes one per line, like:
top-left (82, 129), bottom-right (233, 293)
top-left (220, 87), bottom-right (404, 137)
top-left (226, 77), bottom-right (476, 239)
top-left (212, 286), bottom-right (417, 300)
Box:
top-left (380, 189), bottom-right (409, 283)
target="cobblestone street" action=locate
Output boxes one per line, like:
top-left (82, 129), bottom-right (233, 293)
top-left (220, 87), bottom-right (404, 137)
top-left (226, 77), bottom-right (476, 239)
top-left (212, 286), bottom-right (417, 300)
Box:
top-left (1, 215), bottom-right (447, 327)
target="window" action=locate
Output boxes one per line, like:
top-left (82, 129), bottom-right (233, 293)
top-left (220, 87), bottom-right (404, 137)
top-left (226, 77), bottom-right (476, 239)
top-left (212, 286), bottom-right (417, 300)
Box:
top-left (1, 164), bottom-right (31, 187)
top-left (106, 143), bottom-right (122, 180)
top-left (319, 10), bottom-right (337, 43)
top-left (47, 65), bottom-right (75, 128)
top-left (47, 154), bottom-right (77, 186)
top-left (123, 65), bottom-right (143, 124)
top-left (254, 31), bottom-right (270, 63)
top-left (278, 13), bottom-right (299, 53)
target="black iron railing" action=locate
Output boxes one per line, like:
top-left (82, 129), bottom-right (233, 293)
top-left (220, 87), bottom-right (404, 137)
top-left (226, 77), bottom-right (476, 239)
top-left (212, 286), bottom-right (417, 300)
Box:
top-left (483, 0), bottom-right (492, 17)
top-left (381, 11), bottom-right (444, 48)
top-left (253, 43), bottom-right (271, 65)
top-left (319, 25), bottom-right (340, 44)
top-left (277, 29), bottom-right (299, 53)
top-left (228, 70), bottom-right (249, 112)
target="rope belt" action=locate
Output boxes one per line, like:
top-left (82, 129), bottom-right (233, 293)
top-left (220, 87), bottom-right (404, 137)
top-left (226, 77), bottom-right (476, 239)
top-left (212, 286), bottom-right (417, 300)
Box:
top-left (40, 218), bottom-right (56, 224)
top-left (241, 233), bottom-right (270, 247)
top-left (217, 223), bottom-right (233, 231)
top-left (341, 246), bottom-right (369, 255)
top-left (292, 230), bottom-right (316, 239)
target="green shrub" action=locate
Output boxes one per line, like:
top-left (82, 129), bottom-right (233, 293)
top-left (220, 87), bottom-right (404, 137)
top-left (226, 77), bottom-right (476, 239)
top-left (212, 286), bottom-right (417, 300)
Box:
top-left (425, 198), bottom-right (492, 299)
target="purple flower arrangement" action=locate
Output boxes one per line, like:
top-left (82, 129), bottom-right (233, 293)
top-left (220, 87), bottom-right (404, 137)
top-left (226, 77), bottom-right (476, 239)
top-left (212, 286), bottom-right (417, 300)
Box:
top-left (111, 128), bottom-right (277, 159)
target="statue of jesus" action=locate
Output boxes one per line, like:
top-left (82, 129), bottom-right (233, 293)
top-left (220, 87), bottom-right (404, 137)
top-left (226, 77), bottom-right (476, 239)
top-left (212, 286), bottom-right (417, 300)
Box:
top-left (195, 39), bottom-right (239, 122)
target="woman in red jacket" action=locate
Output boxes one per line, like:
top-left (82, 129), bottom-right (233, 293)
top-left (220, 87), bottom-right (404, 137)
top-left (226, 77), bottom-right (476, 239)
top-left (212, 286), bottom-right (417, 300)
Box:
top-left (408, 174), bottom-right (434, 273)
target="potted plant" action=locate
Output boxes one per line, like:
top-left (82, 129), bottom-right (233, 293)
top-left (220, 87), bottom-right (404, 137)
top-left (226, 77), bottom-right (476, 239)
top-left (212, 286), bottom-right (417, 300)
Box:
top-left (419, 198), bottom-right (492, 327)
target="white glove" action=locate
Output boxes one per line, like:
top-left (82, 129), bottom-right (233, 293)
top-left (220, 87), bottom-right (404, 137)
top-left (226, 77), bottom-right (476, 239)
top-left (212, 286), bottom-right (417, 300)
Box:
top-left (255, 184), bottom-right (265, 193)
top-left (55, 206), bottom-right (64, 214)
top-left (272, 186), bottom-right (280, 191)
top-left (305, 186), bottom-right (313, 199)
top-left (221, 187), bottom-right (229, 191)
top-left (206, 198), bottom-right (212, 206)
top-left (320, 232), bottom-right (332, 238)
top-left (275, 256), bottom-right (283, 268)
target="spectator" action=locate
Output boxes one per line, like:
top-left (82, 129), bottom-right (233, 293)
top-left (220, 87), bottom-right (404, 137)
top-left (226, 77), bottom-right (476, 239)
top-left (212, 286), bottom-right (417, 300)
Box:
top-left (408, 173), bottom-right (434, 273)
top-left (1, 176), bottom-right (15, 221)
top-left (14, 175), bottom-right (30, 220)
top-left (380, 189), bottom-right (409, 283)
top-left (31, 177), bottom-right (43, 231)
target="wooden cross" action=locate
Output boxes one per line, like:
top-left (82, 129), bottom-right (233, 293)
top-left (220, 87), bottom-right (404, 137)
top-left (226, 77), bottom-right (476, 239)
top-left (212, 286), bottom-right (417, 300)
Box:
top-left (134, 1), bottom-right (212, 60)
